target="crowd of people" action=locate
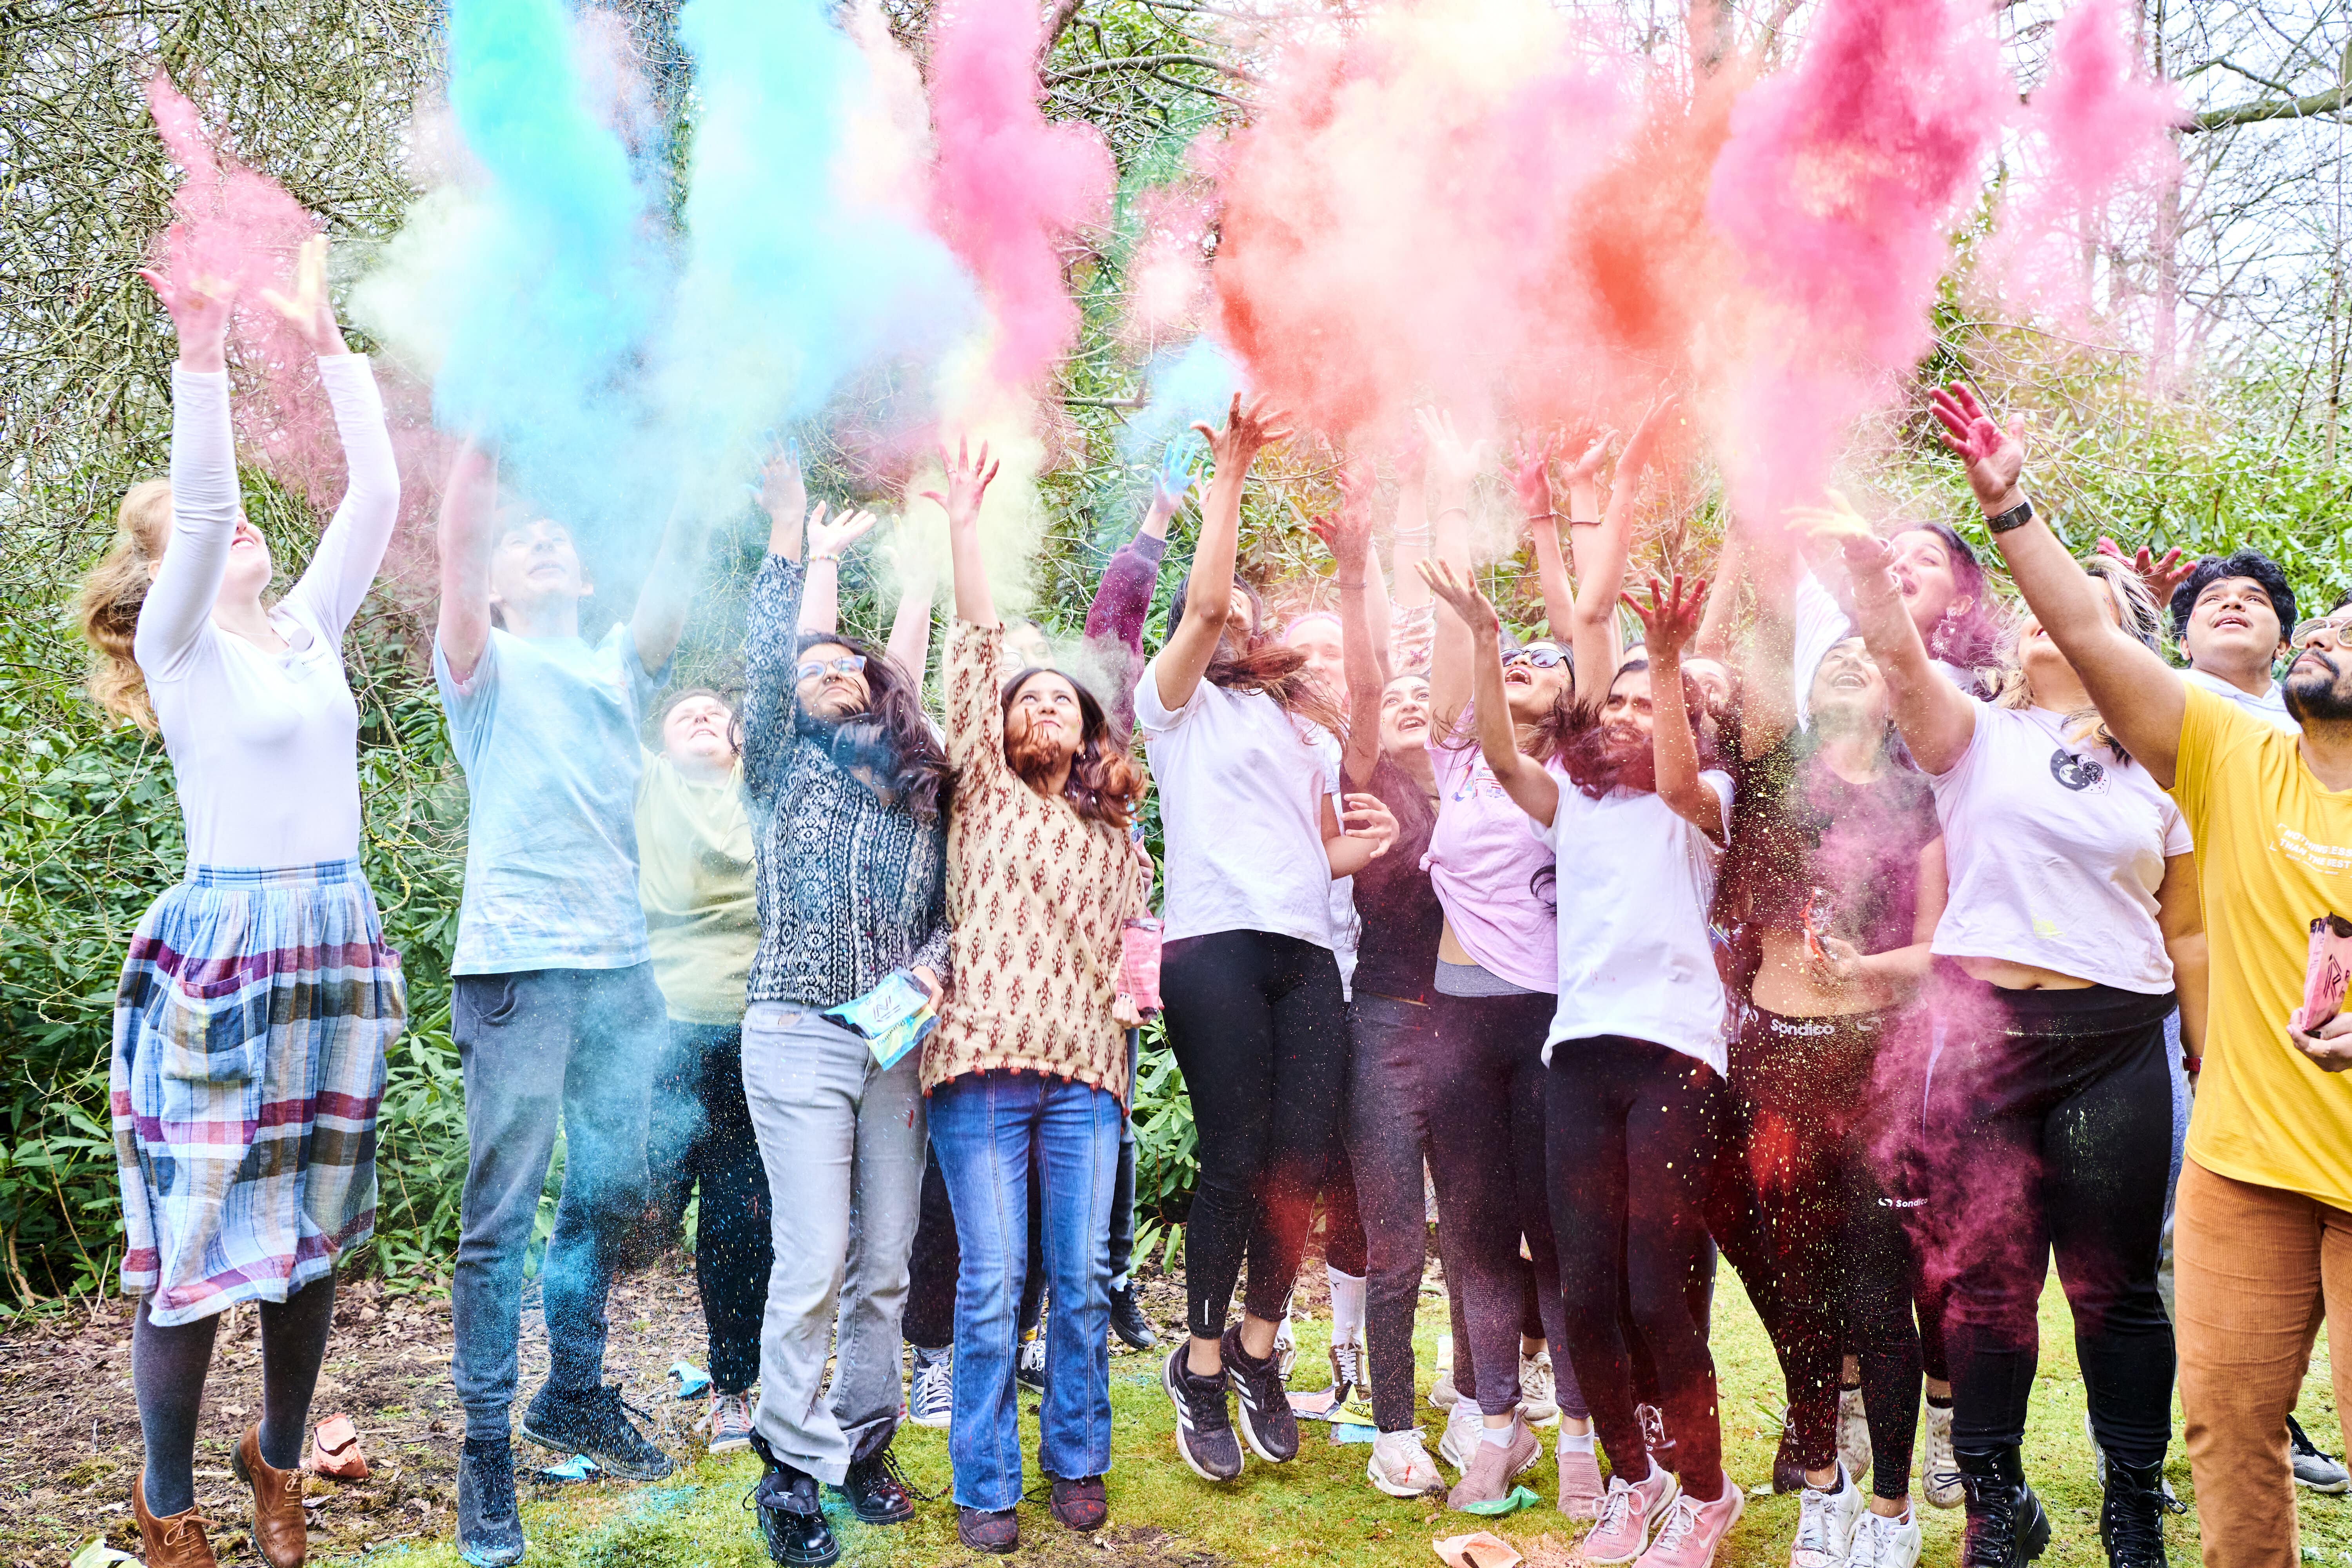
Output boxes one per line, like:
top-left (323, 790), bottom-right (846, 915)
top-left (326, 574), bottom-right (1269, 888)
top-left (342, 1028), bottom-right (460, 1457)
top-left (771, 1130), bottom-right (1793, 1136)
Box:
top-left (87, 249), bottom-right (2352, 1568)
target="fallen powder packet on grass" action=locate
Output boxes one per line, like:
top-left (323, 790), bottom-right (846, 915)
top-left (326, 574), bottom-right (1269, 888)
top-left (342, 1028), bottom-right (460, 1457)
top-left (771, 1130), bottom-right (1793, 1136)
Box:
top-left (536, 1454), bottom-right (602, 1483)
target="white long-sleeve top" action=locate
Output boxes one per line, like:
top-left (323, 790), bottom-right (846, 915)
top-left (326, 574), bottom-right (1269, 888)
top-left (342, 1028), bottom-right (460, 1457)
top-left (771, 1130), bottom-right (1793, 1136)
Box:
top-left (135, 357), bottom-right (400, 868)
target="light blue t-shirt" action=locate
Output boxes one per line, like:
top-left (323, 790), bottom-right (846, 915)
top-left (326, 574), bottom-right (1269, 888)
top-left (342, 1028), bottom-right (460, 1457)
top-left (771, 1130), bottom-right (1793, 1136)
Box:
top-left (434, 623), bottom-right (666, 975)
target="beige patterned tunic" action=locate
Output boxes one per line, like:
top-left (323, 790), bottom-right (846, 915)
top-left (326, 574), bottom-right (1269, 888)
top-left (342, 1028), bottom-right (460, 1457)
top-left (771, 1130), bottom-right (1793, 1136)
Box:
top-left (923, 620), bottom-right (1152, 1104)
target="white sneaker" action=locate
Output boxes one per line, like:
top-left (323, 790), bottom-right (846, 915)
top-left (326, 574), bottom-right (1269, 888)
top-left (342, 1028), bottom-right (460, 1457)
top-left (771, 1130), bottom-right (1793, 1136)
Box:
top-left (1836, 1388), bottom-right (1872, 1486)
top-left (1367, 1426), bottom-right (1446, 1498)
top-left (1788, 1465), bottom-right (1862, 1568)
top-left (1429, 1370), bottom-right (1462, 1409)
top-left (1843, 1506), bottom-right (1922, 1568)
top-left (1920, 1403), bottom-right (1962, 1509)
top-left (1330, 1338), bottom-right (1363, 1402)
top-left (1633, 1477), bottom-right (1743, 1568)
top-left (1439, 1396), bottom-right (1486, 1472)
top-left (1519, 1350), bottom-right (1559, 1423)
top-left (909, 1346), bottom-right (953, 1429)
top-left (1273, 1314), bottom-right (1297, 1381)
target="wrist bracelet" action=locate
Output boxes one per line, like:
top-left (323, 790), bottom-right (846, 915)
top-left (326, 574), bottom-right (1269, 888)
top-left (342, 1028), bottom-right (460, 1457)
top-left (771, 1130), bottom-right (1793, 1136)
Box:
top-left (1987, 497), bottom-right (2034, 535)
top-left (810, 552), bottom-right (841, 564)
top-left (1391, 525), bottom-right (1433, 546)
top-left (1525, 510), bottom-right (1559, 524)
top-left (1564, 517), bottom-right (1600, 528)
top-left (1435, 506), bottom-right (1470, 520)
top-left (1336, 578), bottom-right (1366, 590)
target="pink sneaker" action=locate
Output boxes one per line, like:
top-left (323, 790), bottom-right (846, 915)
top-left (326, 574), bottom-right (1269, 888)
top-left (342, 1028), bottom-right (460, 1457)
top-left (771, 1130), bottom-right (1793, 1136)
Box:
top-left (1634, 1478), bottom-right (1745, 1568)
top-left (1557, 1443), bottom-right (1604, 1520)
top-left (1582, 1468), bottom-right (1679, 1564)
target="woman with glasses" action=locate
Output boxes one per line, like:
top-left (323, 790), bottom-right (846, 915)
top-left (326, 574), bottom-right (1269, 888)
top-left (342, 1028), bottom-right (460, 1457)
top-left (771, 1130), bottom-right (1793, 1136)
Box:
top-left (1413, 403), bottom-right (1674, 1514)
top-left (1817, 484), bottom-right (2203, 1568)
top-left (735, 483), bottom-right (952, 1567)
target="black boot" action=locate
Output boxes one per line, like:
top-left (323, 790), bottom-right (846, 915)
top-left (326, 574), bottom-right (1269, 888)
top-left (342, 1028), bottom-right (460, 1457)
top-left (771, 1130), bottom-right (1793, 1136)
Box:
top-left (1107, 1281), bottom-right (1158, 1351)
top-left (831, 1446), bottom-right (916, 1525)
top-left (2100, 1458), bottom-right (2177, 1568)
top-left (1958, 1446), bottom-right (2052, 1568)
top-left (748, 1434), bottom-right (840, 1568)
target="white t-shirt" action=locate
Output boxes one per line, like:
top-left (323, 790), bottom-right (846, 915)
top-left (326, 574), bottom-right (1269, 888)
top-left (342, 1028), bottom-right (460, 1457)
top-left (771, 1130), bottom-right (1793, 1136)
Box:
top-left (1793, 571), bottom-right (1973, 726)
top-left (1136, 663), bottom-right (1338, 948)
top-left (1535, 768), bottom-right (1735, 1073)
top-left (2183, 666), bottom-right (2298, 733)
top-left (1927, 702), bottom-right (2193, 994)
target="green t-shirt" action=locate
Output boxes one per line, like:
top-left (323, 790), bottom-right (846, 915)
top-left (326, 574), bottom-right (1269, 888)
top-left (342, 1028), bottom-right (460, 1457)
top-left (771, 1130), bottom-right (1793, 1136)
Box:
top-left (634, 750), bottom-right (759, 1025)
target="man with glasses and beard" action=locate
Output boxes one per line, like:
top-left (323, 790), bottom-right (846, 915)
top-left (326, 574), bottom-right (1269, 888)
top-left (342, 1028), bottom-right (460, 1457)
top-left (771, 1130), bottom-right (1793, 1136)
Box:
top-left (1932, 380), bottom-right (2352, 1568)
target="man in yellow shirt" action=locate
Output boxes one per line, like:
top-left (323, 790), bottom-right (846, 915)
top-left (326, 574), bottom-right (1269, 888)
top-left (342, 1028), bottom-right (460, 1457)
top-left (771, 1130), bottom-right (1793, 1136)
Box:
top-left (1931, 381), bottom-right (2352, 1568)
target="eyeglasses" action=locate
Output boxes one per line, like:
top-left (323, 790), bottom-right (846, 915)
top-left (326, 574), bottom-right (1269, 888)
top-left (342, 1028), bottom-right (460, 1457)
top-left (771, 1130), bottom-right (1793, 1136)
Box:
top-left (1503, 646), bottom-right (1568, 669)
top-left (2290, 616), bottom-right (2351, 652)
top-left (795, 655), bottom-right (868, 682)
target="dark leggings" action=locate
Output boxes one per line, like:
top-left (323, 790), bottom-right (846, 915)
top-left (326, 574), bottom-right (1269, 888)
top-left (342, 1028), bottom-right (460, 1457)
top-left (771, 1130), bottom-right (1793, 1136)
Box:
top-left (647, 1021), bottom-right (773, 1394)
top-left (1427, 990), bottom-right (1585, 1420)
top-left (134, 1273), bottom-right (338, 1517)
top-left (1162, 929), bottom-right (1349, 1341)
top-left (1915, 977), bottom-right (2177, 1468)
top-left (1548, 1036), bottom-right (1726, 1500)
top-left (1714, 1006), bottom-right (1923, 1501)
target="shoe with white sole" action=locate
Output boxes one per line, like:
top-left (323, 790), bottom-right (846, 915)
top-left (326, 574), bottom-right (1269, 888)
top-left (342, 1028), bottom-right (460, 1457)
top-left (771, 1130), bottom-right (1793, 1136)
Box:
top-left (1844, 1506), bottom-right (1923, 1568)
top-left (1519, 1350), bottom-right (1559, 1423)
top-left (1328, 1339), bottom-right (1363, 1405)
top-left (908, 1347), bottom-right (953, 1430)
top-left (1788, 1463), bottom-right (1862, 1568)
top-left (1583, 1466), bottom-right (1680, 1564)
top-left (1446, 1412), bottom-right (1541, 1511)
top-left (1439, 1397), bottom-right (1486, 1472)
top-left (703, 1390), bottom-right (755, 1454)
top-left (1161, 1347), bottom-right (1242, 1483)
top-left (1221, 1323), bottom-right (1298, 1463)
top-left (1429, 1370), bottom-right (1462, 1410)
top-left (1920, 1403), bottom-right (1962, 1509)
top-left (1367, 1427), bottom-right (1446, 1498)
top-left (1638, 1403), bottom-right (1677, 1473)
top-left (1835, 1387), bottom-right (1872, 1487)
top-left (1636, 1478), bottom-right (1744, 1568)
top-left (2290, 1413), bottom-right (2352, 1494)
top-left (1558, 1441), bottom-right (1604, 1520)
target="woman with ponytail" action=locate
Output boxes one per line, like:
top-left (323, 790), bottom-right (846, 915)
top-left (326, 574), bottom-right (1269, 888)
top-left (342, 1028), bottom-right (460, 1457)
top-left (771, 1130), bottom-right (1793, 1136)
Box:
top-left (80, 236), bottom-right (403, 1568)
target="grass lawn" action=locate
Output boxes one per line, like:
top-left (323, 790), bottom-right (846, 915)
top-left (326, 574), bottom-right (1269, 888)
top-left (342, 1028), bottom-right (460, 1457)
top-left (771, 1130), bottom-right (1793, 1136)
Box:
top-left (369, 1268), bottom-right (2345, 1568)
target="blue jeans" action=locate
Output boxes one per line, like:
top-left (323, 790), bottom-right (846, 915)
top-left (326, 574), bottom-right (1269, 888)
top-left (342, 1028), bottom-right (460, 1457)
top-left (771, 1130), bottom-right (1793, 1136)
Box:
top-left (928, 1071), bottom-right (1122, 1511)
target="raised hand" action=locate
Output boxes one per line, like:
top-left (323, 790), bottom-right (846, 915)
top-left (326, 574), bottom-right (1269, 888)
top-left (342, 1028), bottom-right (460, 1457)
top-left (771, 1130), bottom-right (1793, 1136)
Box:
top-left (1414, 407), bottom-right (1488, 491)
top-left (1786, 488), bottom-right (1875, 545)
top-left (754, 439), bottom-right (806, 528)
top-left (1191, 393), bottom-right (1293, 476)
top-left (807, 505), bottom-right (879, 561)
top-left (1338, 791), bottom-right (1398, 860)
top-left (2095, 535), bottom-right (2196, 604)
top-left (1416, 558), bottom-right (1500, 639)
top-left (1508, 434), bottom-right (1556, 524)
top-left (137, 224), bottom-right (237, 367)
top-left (1616, 394), bottom-right (1682, 480)
top-left (1623, 572), bottom-right (1709, 660)
top-left (1929, 381), bottom-right (2026, 512)
top-left (258, 233), bottom-right (346, 355)
top-left (922, 436), bottom-right (1002, 532)
top-left (1561, 428), bottom-right (1616, 490)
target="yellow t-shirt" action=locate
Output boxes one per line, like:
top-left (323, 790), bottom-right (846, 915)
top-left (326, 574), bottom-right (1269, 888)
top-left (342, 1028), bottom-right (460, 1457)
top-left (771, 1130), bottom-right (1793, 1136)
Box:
top-left (634, 751), bottom-right (759, 1026)
top-left (2169, 685), bottom-right (2352, 1209)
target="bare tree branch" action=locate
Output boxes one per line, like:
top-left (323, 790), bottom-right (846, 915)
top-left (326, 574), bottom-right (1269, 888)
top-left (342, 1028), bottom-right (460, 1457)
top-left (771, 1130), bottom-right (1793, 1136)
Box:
top-left (2191, 80), bottom-right (2349, 131)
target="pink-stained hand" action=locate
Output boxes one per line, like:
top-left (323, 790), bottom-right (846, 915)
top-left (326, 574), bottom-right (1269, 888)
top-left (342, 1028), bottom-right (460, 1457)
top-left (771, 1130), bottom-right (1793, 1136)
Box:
top-left (1507, 434), bottom-right (1555, 523)
top-left (2094, 535), bottom-right (2196, 603)
top-left (2288, 1007), bottom-right (2352, 1073)
top-left (1192, 394), bottom-right (1294, 475)
top-left (136, 224), bottom-right (237, 352)
top-left (1616, 393), bottom-right (1682, 481)
top-left (1413, 407), bottom-right (1489, 490)
top-left (258, 233), bottom-right (344, 354)
top-left (1338, 791), bottom-right (1398, 859)
top-left (1415, 558), bottom-right (1501, 640)
top-left (921, 436), bottom-right (1002, 532)
top-left (806, 505), bottom-right (879, 561)
top-left (1622, 572), bottom-right (1710, 660)
top-left (1112, 993), bottom-right (1144, 1028)
top-left (1308, 508), bottom-right (1372, 576)
top-left (1561, 428), bottom-right (1617, 489)
top-left (1929, 381), bottom-right (2027, 511)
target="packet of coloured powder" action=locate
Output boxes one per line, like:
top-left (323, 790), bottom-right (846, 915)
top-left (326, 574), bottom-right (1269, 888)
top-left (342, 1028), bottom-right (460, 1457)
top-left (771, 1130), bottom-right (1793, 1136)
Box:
top-left (1802, 887), bottom-right (1834, 963)
top-left (1120, 917), bottom-right (1164, 1015)
top-left (822, 970), bottom-right (939, 1069)
top-left (2298, 913), bottom-right (2352, 1031)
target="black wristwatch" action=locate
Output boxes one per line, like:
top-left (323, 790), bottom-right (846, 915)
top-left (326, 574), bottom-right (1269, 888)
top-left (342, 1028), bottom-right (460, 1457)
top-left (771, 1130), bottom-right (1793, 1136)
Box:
top-left (1987, 496), bottom-right (2034, 534)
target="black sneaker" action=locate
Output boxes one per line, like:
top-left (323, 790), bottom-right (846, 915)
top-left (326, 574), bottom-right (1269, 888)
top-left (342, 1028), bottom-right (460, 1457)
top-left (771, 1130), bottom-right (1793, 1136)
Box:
top-left (1108, 1283), bottom-right (1158, 1350)
top-left (1220, 1323), bottom-right (1298, 1464)
top-left (1161, 1345), bottom-right (1243, 1483)
top-left (830, 1447), bottom-right (916, 1524)
top-left (749, 1434), bottom-right (840, 1568)
top-left (521, 1381), bottom-right (676, 1481)
top-left (2290, 1413), bottom-right (2352, 1494)
top-left (457, 1436), bottom-right (524, 1568)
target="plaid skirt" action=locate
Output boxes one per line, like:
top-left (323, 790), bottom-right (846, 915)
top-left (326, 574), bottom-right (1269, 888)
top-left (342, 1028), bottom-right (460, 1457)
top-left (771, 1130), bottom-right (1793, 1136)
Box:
top-left (111, 859), bottom-right (402, 1325)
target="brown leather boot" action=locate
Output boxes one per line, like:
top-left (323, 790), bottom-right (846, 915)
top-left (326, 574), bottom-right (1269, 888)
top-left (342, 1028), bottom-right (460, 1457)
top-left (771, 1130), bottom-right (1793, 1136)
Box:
top-left (133, 1474), bottom-right (219, 1568)
top-left (233, 1424), bottom-right (307, 1568)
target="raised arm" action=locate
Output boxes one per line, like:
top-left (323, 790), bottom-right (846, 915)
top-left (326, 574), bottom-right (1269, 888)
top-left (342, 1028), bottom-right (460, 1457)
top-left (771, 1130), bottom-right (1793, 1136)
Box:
top-left (739, 536), bottom-right (812, 804)
top-left (1626, 573), bottom-right (1725, 842)
top-left (269, 237), bottom-right (399, 639)
top-left (1084, 471), bottom-right (1181, 652)
top-left (795, 504), bottom-right (880, 635)
top-left (1932, 381), bottom-right (2185, 787)
top-left (1419, 408), bottom-right (1490, 735)
top-left (1421, 559), bottom-right (1561, 828)
top-left (631, 499), bottom-right (711, 676)
top-left (1798, 494), bottom-right (1977, 775)
top-left (1387, 450), bottom-right (1434, 674)
top-left (886, 535), bottom-right (938, 685)
top-left (434, 441), bottom-right (498, 685)
top-left (933, 437), bottom-right (1004, 630)
top-left (1509, 437), bottom-right (1577, 638)
top-left (1151, 394), bottom-right (1290, 714)
top-left (1311, 494), bottom-right (1384, 790)
top-left (131, 246), bottom-right (238, 677)
top-left (2157, 853), bottom-right (2205, 1062)
top-left (1564, 399), bottom-right (1675, 706)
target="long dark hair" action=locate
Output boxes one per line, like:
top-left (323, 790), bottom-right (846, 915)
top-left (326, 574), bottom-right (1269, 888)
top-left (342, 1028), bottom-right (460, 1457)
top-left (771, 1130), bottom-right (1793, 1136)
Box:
top-left (1897, 521), bottom-right (2005, 672)
top-left (1000, 668), bottom-right (1145, 830)
top-left (1545, 656), bottom-right (1724, 799)
top-left (1165, 567), bottom-right (1345, 739)
top-left (793, 630), bottom-right (951, 820)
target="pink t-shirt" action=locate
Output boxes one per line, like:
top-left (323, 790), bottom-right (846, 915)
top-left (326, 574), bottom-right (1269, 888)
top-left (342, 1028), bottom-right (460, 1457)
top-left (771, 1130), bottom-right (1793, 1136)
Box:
top-left (1424, 721), bottom-right (1559, 994)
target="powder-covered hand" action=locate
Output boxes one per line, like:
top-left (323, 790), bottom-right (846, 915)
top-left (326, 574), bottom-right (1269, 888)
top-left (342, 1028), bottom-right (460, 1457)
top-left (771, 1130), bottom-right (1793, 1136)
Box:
top-left (1416, 558), bottom-right (1499, 640)
top-left (138, 223), bottom-right (237, 366)
top-left (1193, 393), bottom-right (1292, 476)
top-left (2288, 1007), bottom-right (2352, 1073)
top-left (806, 504), bottom-right (878, 561)
top-left (1622, 572), bottom-right (1709, 661)
top-left (1414, 406), bottom-right (1487, 491)
top-left (2095, 535), bottom-right (2196, 604)
top-left (923, 436), bottom-right (1002, 532)
top-left (259, 234), bottom-right (347, 356)
top-left (1930, 381), bottom-right (2026, 513)
top-left (1507, 434), bottom-right (1555, 523)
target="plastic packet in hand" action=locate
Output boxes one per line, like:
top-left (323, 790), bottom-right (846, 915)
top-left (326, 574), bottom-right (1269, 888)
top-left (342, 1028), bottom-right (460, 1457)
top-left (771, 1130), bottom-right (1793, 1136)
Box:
top-left (1120, 917), bottom-right (1164, 1016)
top-left (822, 970), bottom-right (940, 1069)
top-left (2299, 913), bottom-right (2352, 1031)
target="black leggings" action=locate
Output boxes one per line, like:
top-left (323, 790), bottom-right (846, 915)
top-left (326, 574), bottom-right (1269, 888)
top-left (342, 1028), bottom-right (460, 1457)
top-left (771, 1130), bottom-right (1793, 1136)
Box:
top-left (1548, 1036), bottom-right (1726, 1499)
top-left (1713, 1006), bottom-right (1924, 1501)
top-left (647, 1022), bottom-right (773, 1394)
top-left (1913, 976), bottom-right (2176, 1468)
top-left (1428, 990), bottom-right (1584, 1419)
top-left (1163, 929), bottom-right (1350, 1341)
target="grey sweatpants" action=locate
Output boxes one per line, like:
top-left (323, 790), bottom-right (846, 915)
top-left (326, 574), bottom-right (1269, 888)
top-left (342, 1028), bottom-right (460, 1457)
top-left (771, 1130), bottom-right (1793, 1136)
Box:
top-left (742, 1000), bottom-right (926, 1483)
